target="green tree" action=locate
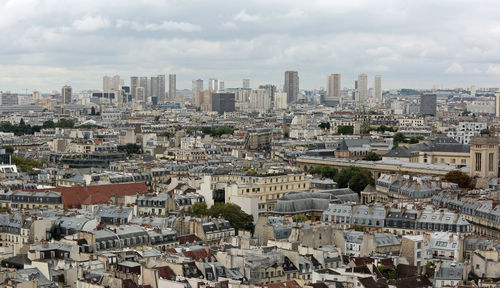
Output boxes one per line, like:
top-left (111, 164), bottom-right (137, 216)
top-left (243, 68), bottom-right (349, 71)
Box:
top-left (335, 166), bottom-right (361, 188)
top-left (117, 143), bottom-right (142, 156)
top-left (393, 132), bottom-right (407, 147)
top-left (187, 202), bottom-right (208, 217)
top-left (11, 156), bottom-right (43, 173)
top-left (42, 120), bottom-right (55, 129)
top-left (444, 170), bottom-right (473, 188)
top-left (55, 118), bottom-right (75, 128)
top-left (292, 214), bottom-right (308, 222)
top-left (2, 146), bottom-right (14, 154)
top-left (348, 170), bottom-right (374, 193)
top-left (337, 125), bottom-right (354, 135)
top-left (309, 166), bottom-right (338, 179)
top-left (360, 121), bottom-right (371, 134)
top-left (363, 152), bottom-right (381, 161)
top-left (91, 106), bottom-right (96, 115)
top-left (318, 122), bottom-right (331, 130)
top-left (208, 203), bottom-right (254, 232)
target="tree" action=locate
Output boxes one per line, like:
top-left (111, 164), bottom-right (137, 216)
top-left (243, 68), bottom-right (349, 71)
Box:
top-left (363, 152), bottom-right (381, 161)
top-left (318, 122), bottom-right (331, 130)
top-left (292, 214), bottom-right (308, 222)
top-left (11, 156), bottom-right (43, 173)
top-left (337, 125), bottom-right (354, 135)
top-left (208, 203), bottom-right (254, 232)
top-left (187, 202), bottom-right (208, 217)
top-left (444, 170), bottom-right (473, 188)
top-left (2, 146), bottom-right (14, 154)
top-left (360, 121), bottom-right (371, 134)
top-left (91, 106), bottom-right (96, 115)
top-left (154, 115), bottom-right (161, 122)
top-left (117, 143), bottom-right (142, 156)
top-left (348, 170), bottom-right (374, 193)
top-left (42, 120), bottom-right (55, 129)
top-left (393, 132), bottom-right (407, 147)
top-left (55, 118), bottom-right (74, 128)
top-left (335, 166), bottom-right (361, 188)
top-left (309, 166), bottom-right (338, 179)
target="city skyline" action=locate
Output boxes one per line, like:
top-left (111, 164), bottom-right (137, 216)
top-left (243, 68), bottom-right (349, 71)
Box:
top-left (1, 1), bottom-right (500, 92)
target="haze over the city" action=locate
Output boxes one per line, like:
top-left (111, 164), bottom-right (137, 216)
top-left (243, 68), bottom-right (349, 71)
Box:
top-left (1, 0), bottom-right (500, 91)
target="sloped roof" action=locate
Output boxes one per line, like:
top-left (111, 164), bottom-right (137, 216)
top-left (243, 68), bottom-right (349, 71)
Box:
top-left (34, 182), bottom-right (148, 208)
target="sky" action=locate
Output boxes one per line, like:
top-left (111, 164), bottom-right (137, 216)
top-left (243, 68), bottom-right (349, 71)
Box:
top-left (1, 0), bottom-right (500, 92)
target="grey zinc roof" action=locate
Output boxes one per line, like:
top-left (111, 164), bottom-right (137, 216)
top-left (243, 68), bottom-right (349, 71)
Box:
top-left (434, 262), bottom-right (463, 280)
top-left (96, 206), bottom-right (133, 219)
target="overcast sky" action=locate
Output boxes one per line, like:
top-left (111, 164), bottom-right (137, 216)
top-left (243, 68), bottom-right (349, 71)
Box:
top-left (1, 0), bottom-right (500, 92)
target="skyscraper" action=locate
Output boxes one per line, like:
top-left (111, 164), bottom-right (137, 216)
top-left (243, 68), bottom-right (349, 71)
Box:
top-left (136, 87), bottom-right (146, 102)
top-left (150, 76), bottom-right (159, 103)
top-left (130, 76), bottom-right (139, 100)
top-left (169, 74), bottom-right (176, 99)
top-left (374, 75), bottom-right (382, 102)
top-left (62, 85), bottom-right (72, 105)
top-left (158, 74), bottom-right (166, 104)
top-left (420, 93), bottom-right (437, 116)
top-left (139, 77), bottom-right (149, 98)
top-left (211, 92), bottom-right (235, 115)
top-left (243, 79), bottom-right (250, 89)
top-left (284, 70), bottom-right (299, 104)
top-left (495, 93), bottom-right (500, 117)
top-left (192, 79), bottom-right (203, 92)
top-left (103, 76), bottom-right (111, 92)
top-left (326, 73), bottom-right (341, 103)
top-left (357, 73), bottom-right (368, 102)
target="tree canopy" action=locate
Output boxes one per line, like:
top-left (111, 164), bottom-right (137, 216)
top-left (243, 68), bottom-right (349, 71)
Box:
top-left (309, 166), bottom-right (338, 179)
top-left (187, 202), bottom-right (254, 232)
top-left (117, 143), bottom-right (142, 156)
top-left (444, 170), bottom-right (473, 188)
top-left (363, 152), bottom-right (381, 161)
top-left (201, 126), bottom-right (234, 137)
top-left (337, 125), bottom-right (354, 135)
top-left (318, 122), bottom-right (331, 130)
top-left (12, 156), bottom-right (43, 173)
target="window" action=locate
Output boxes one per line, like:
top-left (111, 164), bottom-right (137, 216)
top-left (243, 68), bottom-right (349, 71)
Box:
top-left (475, 152), bottom-right (482, 171)
top-left (489, 153), bottom-right (494, 171)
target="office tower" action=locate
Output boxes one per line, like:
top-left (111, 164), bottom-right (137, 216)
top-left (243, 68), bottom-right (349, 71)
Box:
top-left (169, 74), bottom-right (176, 99)
top-left (195, 90), bottom-right (212, 111)
top-left (139, 77), bottom-right (148, 97)
top-left (357, 73), bottom-right (368, 102)
top-left (471, 85), bottom-right (476, 97)
top-left (496, 93), bottom-right (500, 117)
top-left (208, 78), bottom-right (223, 91)
top-left (136, 87), bottom-right (146, 102)
top-left (374, 75), bottom-right (382, 102)
top-left (150, 76), bottom-right (159, 100)
top-left (130, 76), bottom-right (139, 100)
top-left (0, 92), bottom-right (19, 105)
top-left (112, 75), bottom-right (121, 90)
top-left (420, 93), bottom-right (437, 116)
top-left (32, 91), bottom-right (41, 102)
top-left (326, 73), bottom-right (341, 102)
top-left (192, 79), bottom-right (203, 92)
top-left (284, 71), bottom-right (299, 104)
top-left (259, 84), bottom-right (276, 103)
top-left (157, 74), bottom-right (166, 103)
top-left (103, 76), bottom-right (111, 92)
top-left (274, 91), bottom-right (288, 110)
top-left (218, 81), bottom-right (224, 91)
top-left (243, 79), bottom-right (250, 89)
top-left (211, 92), bottom-right (235, 115)
top-left (62, 85), bottom-right (72, 105)
top-left (249, 89), bottom-right (271, 111)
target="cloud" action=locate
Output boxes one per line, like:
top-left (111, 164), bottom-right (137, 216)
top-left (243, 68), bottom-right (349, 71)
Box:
top-left (445, 63), bottom-right (464, 74)
top-left (486, 64), bottom-right (500, 75)
top-left (221, 22), bottom-right (238, 30)
top-left (116, 20), bottom-right (201, 32)
top-left (73, 16), bottom-right (110, 31)
top-left (233, 10), bottom-right (261, 22)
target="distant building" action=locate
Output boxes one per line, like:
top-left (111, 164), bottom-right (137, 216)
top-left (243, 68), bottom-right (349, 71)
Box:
top-left (158, 74), bottom-right (166, 103)
top-left (326, 73), bottom-right (341, 105)
top-left (284, 70), bottom-right (299, 104)
top-left (496, 93), bottom-right (500, 117)
top-left (274, 91), bottom-right (287, 110)
top-left (211, 92), bottom-right (235, 115)
top-left (374, 75), bottom-right (382, 102)
top-left (357, 73), bottom-right (368, 102)
top-left (62, 85), bottom-right (72, 105)
top-left (249, 89), bottom-right (271, 111)
top-left (195, 90), bottom-right (212, 111)
top-left (192, 79), bottom-right (203, 92)
top-left (130, 76), bottom-right (138, 100)
top-left (420, 93), bottom-right (437, 116)
top-left (0, 92), bottom-right (18, 105)
top-left (168, 74), bottom-right (176, 99)
top-left (470, 130), bottom-right (498, 180)
top-left (242, 79), bottom-right (250, 88)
